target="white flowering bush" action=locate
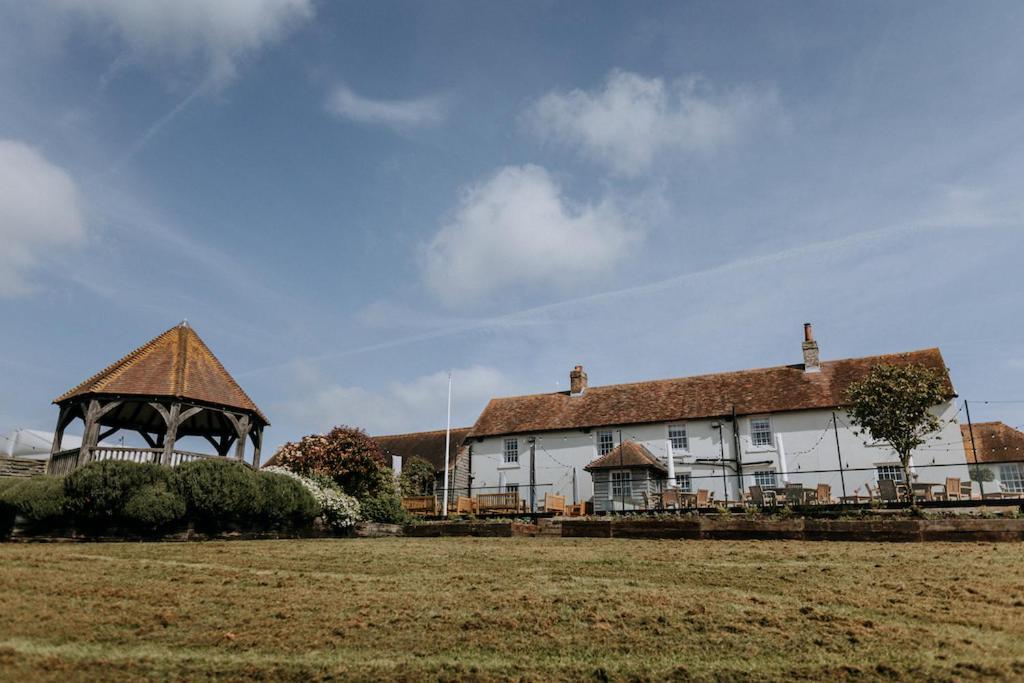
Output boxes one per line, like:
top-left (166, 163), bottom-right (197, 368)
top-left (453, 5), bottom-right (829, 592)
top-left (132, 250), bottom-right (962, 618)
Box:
top-left (263, 466), bottom-right (361, 529)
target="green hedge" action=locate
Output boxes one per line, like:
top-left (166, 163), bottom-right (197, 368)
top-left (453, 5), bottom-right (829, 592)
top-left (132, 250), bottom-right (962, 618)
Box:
top-left (359, 494), bottom-right (411, 524)
top-left (256, 471), bottom-right (319, 530)
top-left (64, 460), bottom-right (173, 527)
top-left (0, 476), bottom-right (68, 531)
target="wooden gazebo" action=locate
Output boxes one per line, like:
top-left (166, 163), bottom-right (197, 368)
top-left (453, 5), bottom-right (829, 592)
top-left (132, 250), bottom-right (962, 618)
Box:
top-left (47, 322), bottom-right (269, 476)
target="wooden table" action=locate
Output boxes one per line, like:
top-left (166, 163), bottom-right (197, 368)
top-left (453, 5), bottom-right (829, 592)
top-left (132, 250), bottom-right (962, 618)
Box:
top-left (774, 487), bottom-right (815, 505)
top-left (911, 482), bottom-right (943, 501)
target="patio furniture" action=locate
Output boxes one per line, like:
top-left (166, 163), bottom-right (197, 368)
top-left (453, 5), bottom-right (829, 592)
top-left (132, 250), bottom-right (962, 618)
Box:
top-left (934, 477), bottom-right (962, 502)
top-left (960, 481), bottom-right (974, 500)
top-left (695, 489), bottom-right (713, 508)
top-left (477, 492), bottom-right (521, 514)
top-left (781, 483), bottom-right (811, 506)
top-left (911, 482), bottom-right (942, 501)
top-left (543, 493), bottom-right (566, 515)
top-left (814, 483), bottom-right (832, 504)
top-left (660, 490), bottom-right (689, 509)
top-left (401, 496), bottom-right (437, 516)
top-left (878, 479), bottom-right (909, 503)
top-left (455, 496), bottom-right (476, 514)
top-left (748, 485), bottom-right (777, 507)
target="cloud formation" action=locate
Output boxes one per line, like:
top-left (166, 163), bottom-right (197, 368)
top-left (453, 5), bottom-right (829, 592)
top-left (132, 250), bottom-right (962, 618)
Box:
top-left (526, 69), bottom-right (778, 176)
top-left (280, 365), bottom-right (509, 436)
top-left (422, 164), bottom-right (640, 306)
top-left (0, 140), bottom-right (85, 297)
top-left (327, 84), bottom-right (446, 129)
top-left (57, 0), bottom-right (314, 85)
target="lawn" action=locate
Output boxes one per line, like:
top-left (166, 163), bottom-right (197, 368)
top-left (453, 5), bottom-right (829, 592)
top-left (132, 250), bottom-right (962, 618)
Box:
top-left (0, 538), bottom-right (1023, 681)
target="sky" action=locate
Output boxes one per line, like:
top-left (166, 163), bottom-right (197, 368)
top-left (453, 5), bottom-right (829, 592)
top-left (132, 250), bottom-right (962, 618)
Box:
top-left (1, 1), bottom-right (1023, 455)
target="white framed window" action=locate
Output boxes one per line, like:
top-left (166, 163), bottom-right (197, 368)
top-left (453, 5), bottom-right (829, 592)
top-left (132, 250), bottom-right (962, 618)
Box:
top-left (597, 430), bottom-right (615, 456)
top-left (503, 438), bottom-right (519, 464)
top-left (750, 417), bottom-right (773, 448)
top-left (1000, 464), bottom-right (1024, 493)
top-left (610, 470), bottom-right (632, 498)
top-left (675, 473), bottom-right (692, 492)
top-left (504, 483), bottom-right (519, 494)
top-left (668, 424), bottom-right (688, 453)
top-left (753, 470), bottom-right (777, 488)
top-left (876, 465), bottom-right (904, 482)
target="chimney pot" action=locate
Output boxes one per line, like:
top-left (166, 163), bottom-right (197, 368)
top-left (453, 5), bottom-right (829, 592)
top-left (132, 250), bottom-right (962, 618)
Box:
top-left (569, 365), bottom-right (588, 396)
top-left (802, 323), bottom-right (821, 373)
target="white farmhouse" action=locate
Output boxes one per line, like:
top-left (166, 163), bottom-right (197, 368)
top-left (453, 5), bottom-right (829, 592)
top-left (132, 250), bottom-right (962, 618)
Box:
top-left (464, 324), bottom-right (970, 511)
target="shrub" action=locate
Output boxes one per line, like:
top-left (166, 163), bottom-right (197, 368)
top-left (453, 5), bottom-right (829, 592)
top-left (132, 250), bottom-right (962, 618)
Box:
top-left (0, 476), bottom-right (67, 527)
top-left (173, 459), bottom-right (262, 530)
top-left (122, 484), bottom-right (186, 533)
top-left (64, 460), bottom-right (172, 525)
top-left (272, 426), bottom-right (392, 499)
top-left (262, 466), bottom-right (361, 529)
top-left (359, 494), bottom-right (411, 525)
top-left (399, 457), bottom-right (436, 496)
top-left (256, 471), bottom-right (319, 531)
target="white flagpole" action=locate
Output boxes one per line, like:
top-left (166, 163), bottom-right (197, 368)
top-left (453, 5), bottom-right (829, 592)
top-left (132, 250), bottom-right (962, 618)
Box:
top-left (442, 371), bottom-right (453, 517)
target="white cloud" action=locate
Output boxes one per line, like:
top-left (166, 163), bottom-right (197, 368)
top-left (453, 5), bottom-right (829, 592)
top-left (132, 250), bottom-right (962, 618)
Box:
top-left (526, 69), bottom-right (778, 176)
top-left (56, 0), bottom-right (314, 85)
top-left (327, 84), bottom-right (446, 129)
top-left (422, 164), bottom-right (641, 306)
top-left (0, 140), bottom-right (85, 297)
top-left (280, 365), bottom-right (510, 435)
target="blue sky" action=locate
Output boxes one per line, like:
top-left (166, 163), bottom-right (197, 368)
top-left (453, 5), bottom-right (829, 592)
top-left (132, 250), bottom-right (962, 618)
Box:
top-left (1, 1), bottom-right (1022, 452)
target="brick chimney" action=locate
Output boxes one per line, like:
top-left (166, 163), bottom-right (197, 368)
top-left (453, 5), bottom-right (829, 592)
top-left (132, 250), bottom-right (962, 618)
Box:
top-left (569, 365), bottom-right (588, 396)
top-left (802, 323), bottom-right (820, 373)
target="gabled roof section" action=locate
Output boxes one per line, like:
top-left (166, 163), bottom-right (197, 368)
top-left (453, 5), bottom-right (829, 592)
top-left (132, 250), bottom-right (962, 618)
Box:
top-left (585, 441), bottom-right (668, 472)
top-left (54, 323), bottom-right (268, 424)
top-left (961, 422), bottom-right (1024, 464)
top-left (373, 428), bottom-right (472, 473)
top-left (469, 348), bottom-right (952, 438)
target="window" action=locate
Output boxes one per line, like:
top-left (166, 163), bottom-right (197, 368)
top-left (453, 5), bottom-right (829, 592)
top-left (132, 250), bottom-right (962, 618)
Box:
top-left (675, 473), bottom-right (692, 492)
top-left (750, 417), bottom-right (773, 448)
top-left (610, 471), bottom-right (632, 498)
top-left (503, 438), bottom-right (519, 464)
top-left (504, 483), bottom-right (519, 494)
top-left (753, 470), bottom-right (777, 488)
top-left (1000, 464), bottom-right (1024, 493)
top-left (668, 424), bottom-right (688, 452)
top-left (876, 465), bottom-right (905, 482)
top-left (597, 430), bottom-right (615, 456)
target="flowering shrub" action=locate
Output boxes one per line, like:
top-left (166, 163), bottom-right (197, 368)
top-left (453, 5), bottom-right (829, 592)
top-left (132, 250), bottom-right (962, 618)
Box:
top-left (272, 426), bottom-right (392, 499)
top-left (263, 466), bottom-right (361, 529)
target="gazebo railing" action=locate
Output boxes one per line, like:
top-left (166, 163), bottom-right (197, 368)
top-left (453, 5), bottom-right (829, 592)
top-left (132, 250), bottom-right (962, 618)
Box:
top-left (48, 447), bottom-right (229, 476)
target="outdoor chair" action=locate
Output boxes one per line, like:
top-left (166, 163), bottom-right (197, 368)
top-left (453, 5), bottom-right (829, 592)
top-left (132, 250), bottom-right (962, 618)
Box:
top-left (937, 477), bottom-right (962, 502)
top-left (661, 490), bottom-right (682, 510)
top-left (784, 483), bottom-right (806, 506)
top-left (748, 485), bottom-right (777, 507)
top-left (960, 480), bottom-right (974, 500)
top-left (877, 479), bottom-right (908, 503)
top-left (696, 489), bottom-right (712, 508)
top-left (543, 493), bottom-right (566, 515)
top-left (814, 483), bottom-right (832, 505)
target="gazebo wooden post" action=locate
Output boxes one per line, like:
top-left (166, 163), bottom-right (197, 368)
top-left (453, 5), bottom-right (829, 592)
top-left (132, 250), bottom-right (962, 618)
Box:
top-left (160, 403), bottom-right (181, 466)
top-left (77, 398), bottom-right (123, 466)
top-left (46, 405), bottom-right (71, 474)
top-left (233, 415), bottom-right (251, 462)
top-left (252, 426), bottom-right (263, 469)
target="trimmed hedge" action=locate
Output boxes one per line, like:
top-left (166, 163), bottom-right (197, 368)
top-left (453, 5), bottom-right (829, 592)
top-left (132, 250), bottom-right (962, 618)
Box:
top-left (256, 471), bottom-right (319, 530)
top-left (0, 476), bottom-right (68, 531)
top-left (122, 484), bottom-right (186, 533)
top-left (359, 494), bottom-right (411, 525)
top-left (64, 460), bottom-right (173, 526)
top-left (173, 459), bottom-right (262, 530)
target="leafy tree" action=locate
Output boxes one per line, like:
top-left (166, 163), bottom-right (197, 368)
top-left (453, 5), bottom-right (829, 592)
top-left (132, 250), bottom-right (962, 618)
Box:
top-left (968, 464), bottom-right (995, 483)
top-left (845, 363), bottom-right (948, 504)
top-left (272, 426), bottom-right (393, 500)
top-left (399, 457), bottom-right (436, 496)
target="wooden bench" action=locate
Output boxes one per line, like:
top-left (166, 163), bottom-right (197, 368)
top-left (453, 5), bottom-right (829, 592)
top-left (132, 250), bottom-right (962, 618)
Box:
top-left (401, 496), bottom-right (437, 516)
top-left (477, 492), bottom-right (521, 514)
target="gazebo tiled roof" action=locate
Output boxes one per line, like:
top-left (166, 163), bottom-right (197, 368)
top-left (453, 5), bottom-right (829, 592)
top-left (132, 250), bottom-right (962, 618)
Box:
top-left (55, 322), bottom-right (267, 424)
top-left (585, 441), bottom-right (668, 473)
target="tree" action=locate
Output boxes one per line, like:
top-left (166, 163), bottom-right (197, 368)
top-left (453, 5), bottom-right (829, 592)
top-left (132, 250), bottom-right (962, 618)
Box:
top-left (272, 426), bottom-right (393, 500)
top-left (399, 457), bottom-right (436, 497)
top-left (844, 363), bottom-right (948, 505)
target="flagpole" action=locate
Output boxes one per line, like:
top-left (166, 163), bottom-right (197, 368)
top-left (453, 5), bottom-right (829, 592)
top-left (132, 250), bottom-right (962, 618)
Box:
top-left (442, 371), bottom-right (452, 517)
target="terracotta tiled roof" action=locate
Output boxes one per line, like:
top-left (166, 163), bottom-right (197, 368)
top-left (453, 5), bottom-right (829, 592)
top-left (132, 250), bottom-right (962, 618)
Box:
top-left (585, 441), bottom-right (668, 472)
top-left (961, 422), bottom-right (1024, 464)
top-left (54, 323), bottom-right (268, 424)
top-left (373, 428), bottom-right (472, 473)
top-left (469, 349), bottom-right (952, 438)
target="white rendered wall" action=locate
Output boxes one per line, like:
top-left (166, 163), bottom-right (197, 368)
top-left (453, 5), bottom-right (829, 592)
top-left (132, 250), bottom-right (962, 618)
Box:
top-left (467, 399), bottom-right (970, 505)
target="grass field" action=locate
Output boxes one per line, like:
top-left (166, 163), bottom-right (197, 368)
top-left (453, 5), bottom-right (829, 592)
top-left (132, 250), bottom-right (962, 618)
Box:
top-left (1, 538), bottom-right (1023, 681)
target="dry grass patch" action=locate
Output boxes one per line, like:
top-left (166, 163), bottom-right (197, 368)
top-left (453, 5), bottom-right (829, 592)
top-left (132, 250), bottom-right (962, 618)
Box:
top-left (0, 538), bottom-right (1022, 681)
